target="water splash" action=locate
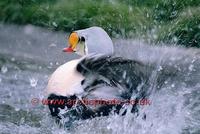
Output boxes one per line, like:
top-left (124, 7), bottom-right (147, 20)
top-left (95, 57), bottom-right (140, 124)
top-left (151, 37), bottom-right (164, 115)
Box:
top-left (1, 65), bottom-right (8, 74)
top-left (1, 24), bottom-right (200, 134)
top-left (29, 77), bottom-right (38, 87)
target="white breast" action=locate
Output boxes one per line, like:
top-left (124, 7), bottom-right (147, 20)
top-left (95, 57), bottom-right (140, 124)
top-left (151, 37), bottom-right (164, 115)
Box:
top-left (45, 59), bottom-right (85, 96)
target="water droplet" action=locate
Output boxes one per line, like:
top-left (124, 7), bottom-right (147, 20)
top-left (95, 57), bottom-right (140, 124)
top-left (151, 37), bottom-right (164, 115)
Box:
top-left (15, 107), bottom-right (20, 111)
top-left (0, 77), bottom-right (2, 83)
top-left (188, 64), bottom-right (194, 71)
top-left (29, 77), bottom-right (38, 87)
top-left (14, 74), bottom-right (18, 79)
top-left (122, 71), bottom-right (126, 79)
top-left (128, 6), bottom-right (133, 12)
top-left (107, 125), bottom-right (111, 130)
top-left (1, 65), bottom-right (8, 74)
top-left (158, 66), bottom-right (163, 71)
top-left (11, 57), bottom-right (15, 62)
top-left (173, 36), bottom-right (178, 42)
top-left (49, 43), bottom-right (57, 47)
top-left (153, 34), bottom-right (157, 39)
top-left (146, 13), bottom-right (149, 18)
top-left (191, 59), bottom-right (195, 63)
top-left (171, 84), bottom-right (175, 88)
top-left (52, 22), bottom-right (58, 27)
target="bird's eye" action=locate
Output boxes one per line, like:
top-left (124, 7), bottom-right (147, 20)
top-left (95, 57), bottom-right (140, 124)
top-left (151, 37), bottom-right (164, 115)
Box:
top-left (80, 36), bottom-right (85, 42)
top-left (68, 32), bottom-right (79, 49)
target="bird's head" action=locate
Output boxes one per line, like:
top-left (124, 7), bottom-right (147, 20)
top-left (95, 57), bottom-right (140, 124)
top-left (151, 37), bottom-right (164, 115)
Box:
top-left (63, 27), bottom-right (114, 56)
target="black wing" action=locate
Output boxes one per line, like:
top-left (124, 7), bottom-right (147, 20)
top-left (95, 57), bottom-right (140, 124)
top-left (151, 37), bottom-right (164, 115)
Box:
top-left (76, 55), bottom-right (153, 100)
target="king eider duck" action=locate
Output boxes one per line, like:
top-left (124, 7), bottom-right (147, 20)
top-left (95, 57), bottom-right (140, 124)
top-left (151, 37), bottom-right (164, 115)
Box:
top-left (45, 27), bottom-right (154, 124)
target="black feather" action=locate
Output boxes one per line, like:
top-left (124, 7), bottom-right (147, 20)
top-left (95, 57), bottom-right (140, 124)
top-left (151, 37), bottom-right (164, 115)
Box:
top-left (77, 55), bottom-right (152, 100)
